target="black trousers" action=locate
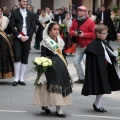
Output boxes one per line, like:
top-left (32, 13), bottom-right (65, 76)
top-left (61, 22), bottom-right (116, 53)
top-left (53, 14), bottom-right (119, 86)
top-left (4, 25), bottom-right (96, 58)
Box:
top-left (13, 38), bottom-right (31, 64)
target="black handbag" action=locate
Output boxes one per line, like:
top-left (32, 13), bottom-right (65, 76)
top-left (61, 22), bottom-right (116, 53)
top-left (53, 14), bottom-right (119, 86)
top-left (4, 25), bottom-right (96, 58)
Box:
top-left (71, 36), bottom-right (77, 43)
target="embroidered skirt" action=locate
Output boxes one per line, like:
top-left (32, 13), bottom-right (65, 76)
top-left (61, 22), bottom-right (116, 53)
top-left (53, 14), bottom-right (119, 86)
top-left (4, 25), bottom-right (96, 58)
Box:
top-left (0, 34), bottom-right (14, 79)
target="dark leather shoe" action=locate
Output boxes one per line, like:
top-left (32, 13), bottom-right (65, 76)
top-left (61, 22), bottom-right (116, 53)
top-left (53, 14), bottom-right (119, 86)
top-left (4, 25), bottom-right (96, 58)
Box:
top-left (18, 81), bottom-right (26, 85)
top-left (12, 81), bottom-right (18, 86)
top-left (55, 111), bottom-right (66, 118)
top-left (74, 79), bottom-right (84, 84)
top-left (41, 107), bottom-right (51, 114)
top-left (93, 104), bottom-right (107, 112)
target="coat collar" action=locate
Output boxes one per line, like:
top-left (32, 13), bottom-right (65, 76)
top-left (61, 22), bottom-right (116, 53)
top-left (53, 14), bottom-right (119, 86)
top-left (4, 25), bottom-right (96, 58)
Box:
top-left (16, 8), bottom-right (29, 17)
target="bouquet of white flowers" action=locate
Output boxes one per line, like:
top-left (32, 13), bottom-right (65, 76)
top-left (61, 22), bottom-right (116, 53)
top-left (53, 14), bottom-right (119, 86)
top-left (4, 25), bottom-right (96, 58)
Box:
top-left (33, 57), bottom-right (54, 86)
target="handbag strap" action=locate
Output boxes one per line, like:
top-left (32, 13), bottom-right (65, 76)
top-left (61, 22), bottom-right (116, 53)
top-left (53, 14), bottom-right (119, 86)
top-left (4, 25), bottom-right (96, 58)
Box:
top-left (77, 17), bottom-right (88, 30)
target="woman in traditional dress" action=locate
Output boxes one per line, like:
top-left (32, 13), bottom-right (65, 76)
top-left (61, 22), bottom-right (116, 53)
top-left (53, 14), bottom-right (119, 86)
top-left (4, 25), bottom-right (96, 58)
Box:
top-left (34, 22), bottom-right (72, 118)
top-left (0, 6), bottom-right (14, 79)
top-left (62, 12), bottom-right (76, 55)
top-left (34, 9), bottom-right (50, 50)
top-left (82, 24), bottom-right (120, 112)
top-left (45, 7), bottom-right (54, 22)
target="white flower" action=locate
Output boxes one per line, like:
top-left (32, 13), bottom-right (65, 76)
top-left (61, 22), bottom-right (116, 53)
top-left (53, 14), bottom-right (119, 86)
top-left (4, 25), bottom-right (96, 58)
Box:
top-left (40, 57), bottom-right (47, 63)
top-left (36, 61), bottom-right (42, 65)
top-left (42, 62), bottom-right (50, 66)
top-left (47, 59), bottom-right (52, 66)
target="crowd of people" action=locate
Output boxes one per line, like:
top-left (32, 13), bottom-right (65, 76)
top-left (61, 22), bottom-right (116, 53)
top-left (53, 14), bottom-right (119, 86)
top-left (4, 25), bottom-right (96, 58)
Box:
top-left (1, 0), bottom-right (120, 118)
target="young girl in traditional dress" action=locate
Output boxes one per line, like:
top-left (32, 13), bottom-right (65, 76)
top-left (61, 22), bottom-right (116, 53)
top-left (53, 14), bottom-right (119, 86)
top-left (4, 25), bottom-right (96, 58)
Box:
top-left (34, 22), bottom-right (72, 117)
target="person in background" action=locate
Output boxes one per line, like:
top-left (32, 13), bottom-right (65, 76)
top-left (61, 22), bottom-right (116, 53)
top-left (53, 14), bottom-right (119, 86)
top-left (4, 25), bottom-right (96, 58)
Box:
top-left (26, 4), bottom-right (33, 11)
top-left (62, 12), bottom-right (76, 55)
top-left (88, 10), bottom-right (96, 21)
top-left (2, 5), bottom-right (9, 17)
top-left (53, 8), bottom-right (65, 25)
top-left (45, 7), bottom-right (54, 22)
top-left (82, 24), bottom-right (120, 112)
top-left (63, 7), bottom-right (68, 15)
top-left (9, 5), bottom-right (18, 18)
top-left (0, 6), bottom-right (14, 79)
top-left (34, 22), bottom-right (72, 118)
top-left (70, 6), bottom-right (96, 84)
top-left (71, 9), bottom-right (77, 20)
top-left (11, 5), bottom-right (18, 11)
top-left (96, 4), bottom-right (117, 43)
top-left (9, 0), bottom-right (36, 86)
top-left (36, 9), bottom-right (41, 17)
top-left (34, 9), bottom-right (50, 50)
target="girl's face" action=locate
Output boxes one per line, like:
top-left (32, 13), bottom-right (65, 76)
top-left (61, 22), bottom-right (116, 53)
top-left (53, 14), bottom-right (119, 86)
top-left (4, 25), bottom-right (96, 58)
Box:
top-left (97, 29), bottom-right (108, 40)
top-left (49, 24), bottom-right (59, 38)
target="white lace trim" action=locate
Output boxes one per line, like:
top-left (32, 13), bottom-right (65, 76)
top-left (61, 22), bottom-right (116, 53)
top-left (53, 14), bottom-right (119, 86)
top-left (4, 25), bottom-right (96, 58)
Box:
top-left (40, 36), bottom-right (65, 54)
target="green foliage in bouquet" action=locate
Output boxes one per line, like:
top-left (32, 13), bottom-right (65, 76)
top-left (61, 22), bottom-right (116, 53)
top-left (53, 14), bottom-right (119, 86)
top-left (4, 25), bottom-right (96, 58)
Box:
top-left (60, 24), bottom-right (67, 37)
top-left (112, 5), bottom-right (119, 15)
top-left (114, 15), bottom-right (120, 24)
top-left (33, 57), bottom-right (55, 86)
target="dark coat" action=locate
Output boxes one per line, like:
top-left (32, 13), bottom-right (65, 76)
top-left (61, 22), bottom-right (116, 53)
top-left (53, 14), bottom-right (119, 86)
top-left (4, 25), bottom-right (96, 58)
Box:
top-left (96, 11), bottom-right (117, 41)
top-left (53, 13), bottom-right (65, 23)
top-left (9, 8), bottom-right (36, 40)
top-left (82, 38), bottom-right (120, 96)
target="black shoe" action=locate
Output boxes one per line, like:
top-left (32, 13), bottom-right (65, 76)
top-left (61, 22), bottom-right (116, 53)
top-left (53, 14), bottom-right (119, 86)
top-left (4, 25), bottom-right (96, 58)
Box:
top-left (42, 107), bottom-right (51, 114)
top-left (18, 81), bottom-right (26, 85)
top-left (12, 81), bottom-right (18, 86)
top-left (55, 111), bottom-right (66, 118)
top-left (74, 79), bottom-right (84, 84)
top-left (93, 104), bottom-right (107, 112)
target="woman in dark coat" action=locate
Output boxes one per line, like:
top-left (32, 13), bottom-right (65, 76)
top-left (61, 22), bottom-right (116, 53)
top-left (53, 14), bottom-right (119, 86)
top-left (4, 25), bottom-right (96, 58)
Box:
top-left (82, 24), bottom-right (120, 112)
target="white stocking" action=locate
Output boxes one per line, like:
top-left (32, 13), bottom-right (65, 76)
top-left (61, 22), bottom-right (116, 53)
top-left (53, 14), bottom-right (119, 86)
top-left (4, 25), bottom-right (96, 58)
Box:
top-left (19, 63), bottom-right (27, 82)
top-left (14, 62), bottom-right (21, 82)
top-left (94, 95), bottom-right (103, 108)
top-left (56, 106), bottom-right (63, 114)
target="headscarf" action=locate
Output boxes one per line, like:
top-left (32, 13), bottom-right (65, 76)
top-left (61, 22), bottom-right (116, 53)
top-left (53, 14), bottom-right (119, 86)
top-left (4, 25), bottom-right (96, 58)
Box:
top-left (41, 22), bottom-right (65, 54)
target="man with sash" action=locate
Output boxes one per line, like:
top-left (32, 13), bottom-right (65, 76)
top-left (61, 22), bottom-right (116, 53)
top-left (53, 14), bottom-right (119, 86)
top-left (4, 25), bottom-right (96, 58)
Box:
top-left (9, 0), bottom-right (36, 86)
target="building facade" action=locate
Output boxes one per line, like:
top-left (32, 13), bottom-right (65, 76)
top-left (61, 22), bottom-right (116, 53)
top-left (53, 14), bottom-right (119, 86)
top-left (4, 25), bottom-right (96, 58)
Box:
top-left (0, 0), bottom-right (120, 13)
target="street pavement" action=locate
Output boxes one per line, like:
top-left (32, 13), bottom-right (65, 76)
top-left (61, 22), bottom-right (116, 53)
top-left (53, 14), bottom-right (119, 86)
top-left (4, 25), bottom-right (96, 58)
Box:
top-left (0, 40), bottom-right (120, 120)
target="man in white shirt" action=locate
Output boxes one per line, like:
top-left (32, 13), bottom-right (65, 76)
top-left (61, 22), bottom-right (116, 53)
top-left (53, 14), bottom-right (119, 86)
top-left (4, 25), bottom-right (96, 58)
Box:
top-left (9, 0), bottom-right (36, 86)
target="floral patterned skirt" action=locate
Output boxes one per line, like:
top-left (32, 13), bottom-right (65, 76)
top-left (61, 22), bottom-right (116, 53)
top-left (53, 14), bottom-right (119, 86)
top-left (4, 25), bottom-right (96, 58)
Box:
top-left (0, 35), bottom-right (14, 79)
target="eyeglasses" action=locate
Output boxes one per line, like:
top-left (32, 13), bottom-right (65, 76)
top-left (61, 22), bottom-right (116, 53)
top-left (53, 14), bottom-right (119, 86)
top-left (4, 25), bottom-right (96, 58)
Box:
top-left (100, 33), bottom-right (108, 35)
top-left (100, 32), bottom-right (108, 35)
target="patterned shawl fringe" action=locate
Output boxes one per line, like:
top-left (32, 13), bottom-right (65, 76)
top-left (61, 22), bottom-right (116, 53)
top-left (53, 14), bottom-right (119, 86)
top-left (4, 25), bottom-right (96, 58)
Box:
top-left (47, 84), bottom-right (72, 97)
